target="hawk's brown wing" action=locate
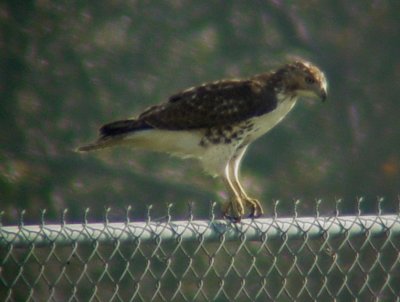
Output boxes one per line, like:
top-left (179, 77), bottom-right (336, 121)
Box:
top-left (137, 79), bottom-right (277, 130)
top-left (99, 78), bottom-right (278, 137)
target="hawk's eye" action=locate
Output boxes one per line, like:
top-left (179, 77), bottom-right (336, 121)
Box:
top-left (305, 76), bottom-right (315, 84)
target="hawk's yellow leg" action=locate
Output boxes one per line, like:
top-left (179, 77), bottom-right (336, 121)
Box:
top-left (222, 147), bottom-right (264, 220)
top-left (222, 166), bottom-right (245, 222)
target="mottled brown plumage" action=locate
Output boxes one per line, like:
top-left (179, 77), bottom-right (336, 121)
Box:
top-left (100, 79), bottom-right (277, 135)
top-left (78, 60), bottom-right (327, 221)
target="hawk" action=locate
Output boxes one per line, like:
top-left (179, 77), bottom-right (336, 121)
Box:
top-left (78, 60), bottom-right (327, 221)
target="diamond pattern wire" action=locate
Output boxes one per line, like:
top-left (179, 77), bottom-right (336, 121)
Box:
top-left (1, 201), bottom-right (400, 302)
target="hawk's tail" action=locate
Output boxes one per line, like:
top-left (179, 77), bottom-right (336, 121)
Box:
top-left (99, 119), bottom-right (151, 136)
top-left (76, 136), bottom-right (125, 152)
top-left (76, 119), bottom-right (152, 152)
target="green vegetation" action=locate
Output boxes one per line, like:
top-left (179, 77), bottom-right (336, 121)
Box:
top-left (1, 1), bottom-right (399, 222)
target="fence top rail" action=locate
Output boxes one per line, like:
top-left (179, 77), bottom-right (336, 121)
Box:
top-left (1, 214), bottom-right (399, 248)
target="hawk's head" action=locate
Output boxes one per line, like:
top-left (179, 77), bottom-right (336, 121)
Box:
top-left (275, 60), bottom-right (327, 101)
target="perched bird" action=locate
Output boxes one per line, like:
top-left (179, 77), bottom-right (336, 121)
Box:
top-left (78, 60), bottom-right (327, 221)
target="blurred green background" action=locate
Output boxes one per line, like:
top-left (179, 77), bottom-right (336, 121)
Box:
top-left (1, 1), bottom-right (399, 223)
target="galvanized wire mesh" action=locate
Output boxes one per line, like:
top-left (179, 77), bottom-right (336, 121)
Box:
top-left (1, 200), bottom-right (400, 302)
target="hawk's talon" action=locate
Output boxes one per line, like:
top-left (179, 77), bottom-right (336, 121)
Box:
top-left (221, 197), bottom-right (264, 221)
top-left (247, 211), bottom-right (263, 219)
top-left (223, 214), bottom-right (242, 223)
top-left (222, 200), bottom-right (244, 223)
top-left (242, 197), bottom-right (264, 219)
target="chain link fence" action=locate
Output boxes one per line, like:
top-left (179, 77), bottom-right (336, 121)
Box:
top-left (1, 200), bottom-right (400, 301)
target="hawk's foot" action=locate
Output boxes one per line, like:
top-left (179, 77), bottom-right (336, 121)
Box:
top-left (223, 213), bottom-right (242, 223)
top-left (243, 197), bottom-right (264, 218)
top-left (222, 199), bottom-right (244, 223)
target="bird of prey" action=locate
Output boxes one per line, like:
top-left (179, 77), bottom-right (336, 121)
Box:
top-left (78, 60), bottom-right (327, 222)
